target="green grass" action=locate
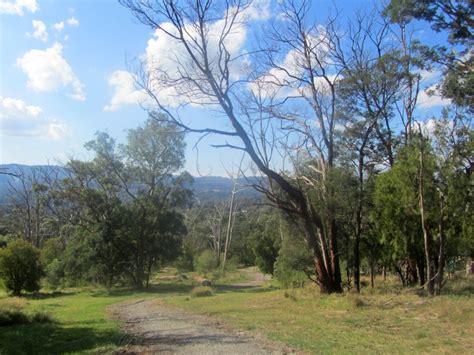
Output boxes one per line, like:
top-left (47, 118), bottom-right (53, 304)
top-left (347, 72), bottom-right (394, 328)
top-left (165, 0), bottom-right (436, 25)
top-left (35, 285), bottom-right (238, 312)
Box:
top-left (0, 280), bottom-right (194, 354)
top-left (164, 276), bottom-right (474, 354)
top-left (0, 273), bottom-right (472, 354)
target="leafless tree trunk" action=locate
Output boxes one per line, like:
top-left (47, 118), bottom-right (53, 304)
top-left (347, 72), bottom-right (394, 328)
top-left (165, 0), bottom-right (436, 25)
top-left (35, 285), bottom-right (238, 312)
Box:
top-left (418, 135), bottom-right (434, 295)
top-left (222, 155), bottom-right (245, 274)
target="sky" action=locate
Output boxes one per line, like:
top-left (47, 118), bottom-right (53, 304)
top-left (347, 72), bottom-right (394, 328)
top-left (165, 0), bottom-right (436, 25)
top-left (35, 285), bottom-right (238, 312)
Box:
top-left (0, 0), bottom-right (449, 176)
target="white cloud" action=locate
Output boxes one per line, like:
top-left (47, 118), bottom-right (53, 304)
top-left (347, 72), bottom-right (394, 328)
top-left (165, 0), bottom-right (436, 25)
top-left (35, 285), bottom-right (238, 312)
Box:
top-left (105, 2), bottom-right (271, 111)
top-left (0, 97), bottom-right (42, 117)
top-left (0, 0), bottom-right (37, 15)
top-left (105, 15), bottom-right (248, 110)
top-left (250, 26), bottom-right (333, 99)
top-left (243, 0), bottom-right (270, 20)
top-left (0, 97), bottom-right (69, 140)
top-left (418, 118), bottom-right (453, 138)
top-left (418, 84), bottom-right (451, 109)
top-left (52, 21), bottom-right (65, 32)
top-left (16, 43), bottom-right (86, 101)
top-left (67, 16), bottom-right (79, 26)
top-left (419, 69), bottom-right (440, 83)
top-left (28, 20), bottom-right (48, 42)
top-left (144, 19), bottom-right (247, 103)
top-left (103, 70), bottom-right (148, 112)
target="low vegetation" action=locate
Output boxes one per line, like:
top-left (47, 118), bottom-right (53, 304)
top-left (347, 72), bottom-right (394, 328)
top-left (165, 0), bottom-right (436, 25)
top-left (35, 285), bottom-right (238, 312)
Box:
top-left (0, 298), bottom-right (53, 326)
top-left (190, 286), bottom-right (214, 298)
top-left (166, 276), bottom-right (474, 354)
top-left (0, 271), bottom-right (472, 354)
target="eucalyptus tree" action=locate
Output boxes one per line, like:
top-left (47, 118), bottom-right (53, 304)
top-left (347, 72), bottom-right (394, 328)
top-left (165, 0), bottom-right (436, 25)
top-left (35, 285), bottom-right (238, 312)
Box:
top-left (334, 12), bottom-right (404, 291)
top-left (63, 117), bottom-right (191, 287)
top-left (385, 0), bottom-right (473, 112)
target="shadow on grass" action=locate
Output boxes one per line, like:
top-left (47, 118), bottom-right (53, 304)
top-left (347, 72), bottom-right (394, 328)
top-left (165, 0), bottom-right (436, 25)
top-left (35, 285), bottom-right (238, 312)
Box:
top-left (91, 283), bottom-right (195, 298)
top-left (0, 322), bottom-right (131, 355)
top-left (215, 284), bottom-right (276, 294)
top-left (442, 277), bottom-right (474, 297)
top-left (25, 291), bottom-right (77, 300)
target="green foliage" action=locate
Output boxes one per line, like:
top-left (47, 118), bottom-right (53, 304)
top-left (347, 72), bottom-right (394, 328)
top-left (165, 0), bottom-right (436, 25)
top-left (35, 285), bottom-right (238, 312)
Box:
top-left (55, 117), bottom-right (191, 288)
top-left (274, 230), bottom-right (313, 289)
top-left (372, 144), bottom-right (433, 267)
top-left (385, 0), bottom-right (473, 111)
top-left (175, 239), bottom-right (195, 272)
top-left (194, 250), bottom-right (216, 276)
top-left (190, 286), bottom-right (214, 298)
top-left (45, 259), bottom-right (65, 288)
top-left (0, 240), bottom-right (43, 296)
top-left (254, 230), bottom-right (280, 275)
top-left (247, 211), bottom-right (281, 275)
top-left (41, 237), bottom-right (65, 288)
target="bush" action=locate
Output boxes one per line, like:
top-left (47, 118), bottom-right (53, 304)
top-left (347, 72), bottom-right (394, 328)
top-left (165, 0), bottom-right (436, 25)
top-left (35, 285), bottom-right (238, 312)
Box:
top-left (190, 286), bottom-right (214, 298)
top-left (0, 307), bottom-right (30, 326)
top-left (274, 233), bottom-right (313, 289)
top-left (223, 256), bottom-right (239, 273)
top-left (0, 240), bottom-right (43, 296)
top-left (29, 309), bottom-right (53, 323)
top-left (176, 244), bottom-right (195, 273)
top-left (194, 250), bottom-right (216, 276)
top-left (254, 232), bottom-right (280, 275)
top-left (45, 259), bottom-right (64, 288)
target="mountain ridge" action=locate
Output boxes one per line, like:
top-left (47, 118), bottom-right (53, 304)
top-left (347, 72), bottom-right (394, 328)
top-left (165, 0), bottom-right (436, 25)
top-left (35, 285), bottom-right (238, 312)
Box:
top-left (0, 164), bottom-right (262, 203)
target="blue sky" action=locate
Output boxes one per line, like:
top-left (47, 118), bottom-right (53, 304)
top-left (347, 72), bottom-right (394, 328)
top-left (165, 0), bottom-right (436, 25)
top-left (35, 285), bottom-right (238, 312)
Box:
top-left (0, 0), bottom-right (448, 176)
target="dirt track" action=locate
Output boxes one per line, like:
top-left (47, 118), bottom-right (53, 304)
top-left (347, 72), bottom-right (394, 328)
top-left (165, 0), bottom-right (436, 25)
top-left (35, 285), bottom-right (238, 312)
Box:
top-left (109, 270), bottom-right (294, 354)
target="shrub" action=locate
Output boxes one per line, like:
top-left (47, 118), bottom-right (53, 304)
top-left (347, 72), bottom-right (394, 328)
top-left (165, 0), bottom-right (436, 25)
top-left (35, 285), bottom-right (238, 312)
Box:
top-left (254, 233), bottom-right (280, 275)
top-left (190, 286), bottom-right (214, 298)
top-left (0, 306), bottom-right (30, 326)
top-left (223, 256), bottom-right (239, 273)
top-left (45, 259), bottom-right (64, 288)
top-left (29, 309), bottom-right (53, 323)
top-left (274, 236), bottom-right (313, 289)
top-left (194, 250), bottom-right (216, 276)
top-left (0, 240), bottom-right (43, 296)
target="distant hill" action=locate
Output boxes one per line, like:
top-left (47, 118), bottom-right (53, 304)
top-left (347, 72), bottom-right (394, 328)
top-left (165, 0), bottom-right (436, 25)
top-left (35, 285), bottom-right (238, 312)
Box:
top-left (0, 164), bottom-right (262, 204)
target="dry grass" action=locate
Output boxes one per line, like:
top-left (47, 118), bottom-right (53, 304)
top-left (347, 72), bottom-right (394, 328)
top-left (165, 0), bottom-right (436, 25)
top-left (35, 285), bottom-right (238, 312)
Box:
top-left (166, 276), bottom-right (474, 354)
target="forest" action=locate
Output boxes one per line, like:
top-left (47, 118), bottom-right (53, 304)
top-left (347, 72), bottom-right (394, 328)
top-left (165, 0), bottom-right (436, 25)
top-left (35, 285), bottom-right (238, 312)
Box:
top-left (0, 0), bottom-right (472, 353)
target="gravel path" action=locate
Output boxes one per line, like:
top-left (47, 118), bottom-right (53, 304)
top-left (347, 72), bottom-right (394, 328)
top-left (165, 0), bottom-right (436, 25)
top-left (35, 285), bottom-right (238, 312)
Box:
top-left (110, 298), bottom-right (293, 354)
top-left (110, 270), bottom-right (295, 354)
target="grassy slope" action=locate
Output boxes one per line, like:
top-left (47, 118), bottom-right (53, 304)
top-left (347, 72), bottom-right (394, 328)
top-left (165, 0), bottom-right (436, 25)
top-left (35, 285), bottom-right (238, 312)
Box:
top-left (164, 277), bottom-right (474, 354)
top-left (0, 273), bottom-right (472, 354)
top-left (0, 283), bottom-right (193, 355)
